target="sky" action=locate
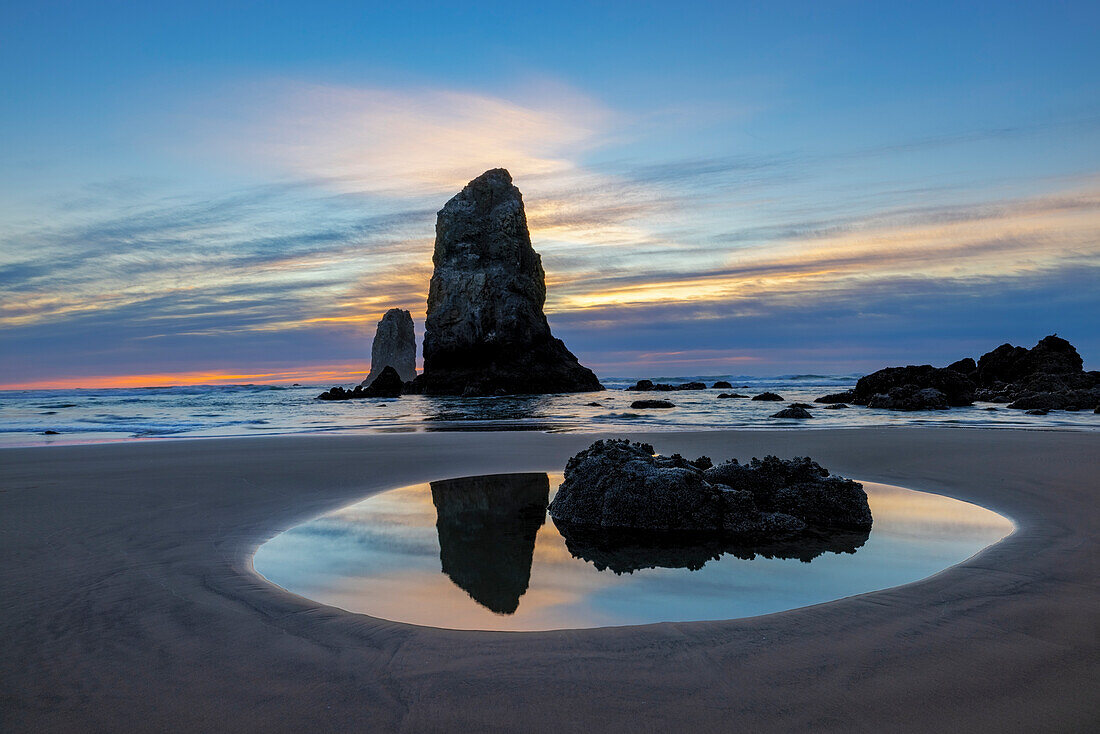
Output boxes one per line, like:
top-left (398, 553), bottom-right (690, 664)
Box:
top-left (1, 1), bottom-right (1099, 387)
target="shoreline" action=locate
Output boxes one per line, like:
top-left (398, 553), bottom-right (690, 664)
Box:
top-left (4, 418), bottom-right (1099, 451)
top-left (3, 428), bottom-right (1098, 731)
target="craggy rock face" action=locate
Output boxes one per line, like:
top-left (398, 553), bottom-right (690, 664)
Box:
top-left (977, 335), bottom-right (1083, 386)
top-left (417, 169), bottom-right (603, 396)
top-left (852, 365), bottom-right (975, 408)
top-left (361, 308), bottom-right (416, 386)
top-left (547, 440), bottom-right (871, 538)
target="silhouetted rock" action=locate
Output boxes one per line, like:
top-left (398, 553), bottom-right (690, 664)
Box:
top-left (815, 391), bottom-right (856, 404)
top-left (43, 430), bottom-right (59, 435)
top-left (977, 335), bottom-right (1083, 386)
top-left (414, 169), bottom-right (602, 396)
top-left (824, 403), bottom-right (849, 409)
top-left (752, 392), bottom-right (784, 401)
top-left (361, 308), bottom-right (416, 387)
top-left (547, 440), bottom-right (871, 540)
top-left (712, 381), bottom-right (733, 389)
top-left (972, 336), bottom-right (1099, 410)
top-left (1025, 408), bottom-right (1049, 416)
top-left (947, 357), bottom-right (978, 379)
top-left (852, 365), bottom-right (974, 409)
top-left (631, 399), bottom-right (675, 409)
top-left (430, 473), bottom-right (549, 614)
top-left (789, 402), bottom-right (813, 409)
top-left (704, 455), bottom-right (873, 530)
top-left (867, 386), bottom-right (949, 411)
top-left (717, 393), bottom-right (748, 399)
top-left (772, 406), bottom-right (813, 419)
top-left (317, 365), bottom-right (404, 400)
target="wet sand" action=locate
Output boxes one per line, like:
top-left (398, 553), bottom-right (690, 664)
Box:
top-left (2, 428), bottom-right (1097, 732)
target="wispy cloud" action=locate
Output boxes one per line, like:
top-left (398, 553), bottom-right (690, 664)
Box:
top-left (187, 80), bottom-right (617, 197)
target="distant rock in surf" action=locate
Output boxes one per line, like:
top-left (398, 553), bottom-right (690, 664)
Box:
top-left (828, 335), bottom-right (1098, 412)
top-left (752, 392), bottom-right (784, 401)
top-left (631, 399), bottom-right (675, 409)
top-left (772, 406), bottom-right (813, 419)
top-left (413, 169), bottom-right (603, 396)
top-left (360, 308), bottom-right (416, 387)
top-left (317, 365), bottom-right (404, 400)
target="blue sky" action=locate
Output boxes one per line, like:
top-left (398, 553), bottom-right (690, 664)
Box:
top-left (1, 1), bottom-right (1098, 386)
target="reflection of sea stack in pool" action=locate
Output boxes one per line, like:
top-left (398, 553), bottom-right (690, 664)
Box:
top-left (360, 308), bottom-right (416, 387)
top-left (414, 169), bottom-right (603, 396)
top-left (430, 473), bottom-right (550, 614)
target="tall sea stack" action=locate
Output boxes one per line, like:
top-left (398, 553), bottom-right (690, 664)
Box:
top-left (360, 308), bottom-right (416, 387)
top-left (416, 169), bottom-right (603, 396)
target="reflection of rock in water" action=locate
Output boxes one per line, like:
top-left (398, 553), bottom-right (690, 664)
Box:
top-left (552, 519), bottom-right (870, 575)
top-left (431, 473), bottom-right (549, 613)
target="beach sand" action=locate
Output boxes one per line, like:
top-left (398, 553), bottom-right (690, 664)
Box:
top-left (2, 428), bottom-right (1097, 732)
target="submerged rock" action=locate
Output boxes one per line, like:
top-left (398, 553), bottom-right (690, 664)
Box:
top-left (361, 308), bottom-right (416, 386)
top-left (415, 169), bottom-right (603, 396)
top-left (547, 440), bottom-right (871, 540)
top-left (824, 403), bottom-right (849, 409)
top-left (772, 406), bottom-right (813, 419)
top-left (628, 379), bottom-right (705, 391)
top-left (752, 392), bottom-right (784, 401)
top-left (630, 399), bottom-right (675, 409)
top-left (815, 391), bottom-right (855, 404)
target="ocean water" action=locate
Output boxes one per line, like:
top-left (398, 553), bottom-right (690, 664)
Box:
top-left (2, 374), bottom-right (1096, 447)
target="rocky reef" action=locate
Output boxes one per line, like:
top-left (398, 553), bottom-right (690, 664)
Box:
top-left (360, 308), bottom-right (416, 387)
top-left (547, 440), bottom-right (871, 541)
top-left (627, 380), bottom-right (706, 391)
top-left (819, 335), bottom-right (1098, 412)
top-left (317, 365), bottom-right (404, 400)
top-left (413, 169), bottom-right (603, 396)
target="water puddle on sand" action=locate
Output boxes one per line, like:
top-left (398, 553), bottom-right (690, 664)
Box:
top-left (253, 473), bottom-right (1013, 631)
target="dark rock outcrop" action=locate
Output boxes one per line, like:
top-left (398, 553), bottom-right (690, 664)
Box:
top-left (631, 399), bottom-right (675, 409)
top-left (317, 365), bottom-right (404, 400)
top-left (866, 386), bottom-right (949, 411)
top-left (772, 406), bottom-right (813, 419)
top-left (717, 393), bottom-right (748, 399)
top-left (977, 335), bottom-right (1083, 386)
top-left (414, 169), bottom-right (602, 396)
top-left (824, 403), bottom-right (849, 409)
top-left (852, 365), bottom-right (974, 408)
top-left (627, 380), bottom-right (705, 391)
top-left (813, 335), bottom-right (1095, 411)
top-left (973, 336), bottom-right (1099, 410)
top-left (430, 473), bottom-right (549, 614)
top-left (815, 390), bottom-right (856, 404)
top-left (361, 308), bottom-right (416, 386)
top-left (547, 440), bottom-right (871, 542)
top-left (752, 392), bottom-right (784, 401)
top-left (712, 381), bottom-right (732, 389)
